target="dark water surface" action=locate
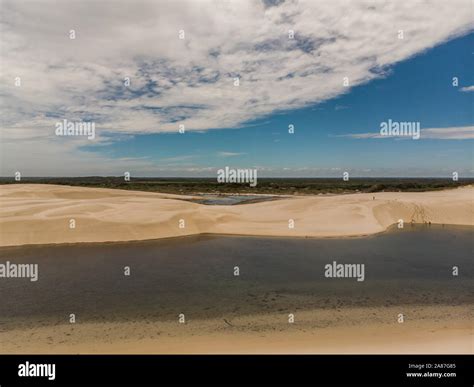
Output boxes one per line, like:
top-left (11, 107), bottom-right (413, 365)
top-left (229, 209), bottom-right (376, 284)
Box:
top-left (0, 225), bottom-right (472, 329)
top-left (190, 194), bottom-right (278, 205)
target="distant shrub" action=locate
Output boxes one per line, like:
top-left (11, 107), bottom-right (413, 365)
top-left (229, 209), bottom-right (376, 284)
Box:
top-left (367, 184), bottom-right (386, 192)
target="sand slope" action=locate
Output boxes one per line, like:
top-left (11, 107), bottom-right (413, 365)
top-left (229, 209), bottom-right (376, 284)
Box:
top-left (0, 184), bottom-right (472, 246)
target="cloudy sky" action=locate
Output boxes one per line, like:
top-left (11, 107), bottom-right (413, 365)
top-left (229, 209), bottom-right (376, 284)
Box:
top-left (0, 0), bottom-right (473, 177)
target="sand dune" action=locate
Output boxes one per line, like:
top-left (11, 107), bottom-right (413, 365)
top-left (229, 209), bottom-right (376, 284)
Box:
top-left (0, 184), bottom-right (472, 246)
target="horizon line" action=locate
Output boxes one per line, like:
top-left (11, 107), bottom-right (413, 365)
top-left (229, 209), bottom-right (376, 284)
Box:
top-left (1, 176), bottom-right (474, 180)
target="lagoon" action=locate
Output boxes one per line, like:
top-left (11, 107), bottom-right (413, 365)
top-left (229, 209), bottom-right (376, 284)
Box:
top-left (0, 225), bottom-right (471, 330)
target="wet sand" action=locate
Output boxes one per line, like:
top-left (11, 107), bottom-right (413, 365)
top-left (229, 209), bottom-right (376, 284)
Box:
top-left (1, 306), bottom-right (471, 354)
top-left (0, 225), bottom-right (472, 353)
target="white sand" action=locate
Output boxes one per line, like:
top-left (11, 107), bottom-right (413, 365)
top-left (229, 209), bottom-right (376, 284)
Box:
top-left (0, 184), bottom-right (472, 246)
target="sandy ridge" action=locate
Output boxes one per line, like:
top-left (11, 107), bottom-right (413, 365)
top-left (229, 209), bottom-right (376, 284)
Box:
top-left (0, 184), bottom-right (472, 247)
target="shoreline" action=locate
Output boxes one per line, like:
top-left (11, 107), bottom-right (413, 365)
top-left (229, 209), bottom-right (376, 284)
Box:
top-left (1, 184), bottom-right (473, 247)
top-left (1, 223), bottom-right (472, 250)
top-left (1, 305), bottom-right (470, 354)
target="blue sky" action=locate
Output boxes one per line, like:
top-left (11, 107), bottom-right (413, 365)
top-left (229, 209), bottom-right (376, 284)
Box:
top-left (1, 0), bottom-right (473, 177)
top-left (83, 33), bottom-right (473, 177)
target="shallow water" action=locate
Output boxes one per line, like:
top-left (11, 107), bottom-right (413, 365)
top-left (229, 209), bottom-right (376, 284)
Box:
top-left (0, 225), bottom-right (472, 328)
top-left (191, 194), bottom-right (278, 205)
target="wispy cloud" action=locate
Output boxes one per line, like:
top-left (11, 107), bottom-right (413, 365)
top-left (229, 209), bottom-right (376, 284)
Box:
top-left (339, 126), bottom-right (474, 140)
top-left (0, 0), bottom-right (473, 173)
top-left (159, 155), bottom-right (196, 162)
top-left (459, 85), bottom-right (474, 92)
top-left (217, 151), bottom-right (246, 157)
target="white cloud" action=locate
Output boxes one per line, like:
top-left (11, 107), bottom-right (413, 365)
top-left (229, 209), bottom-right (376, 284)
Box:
top-left (0, 0), bottom-right (473, 174)
top-left (339, 126), bottom-right (474, 140)
top-left (217, 151), bottom-right (246, 157)
top-left (421, 127), bottom-right (474, 139)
